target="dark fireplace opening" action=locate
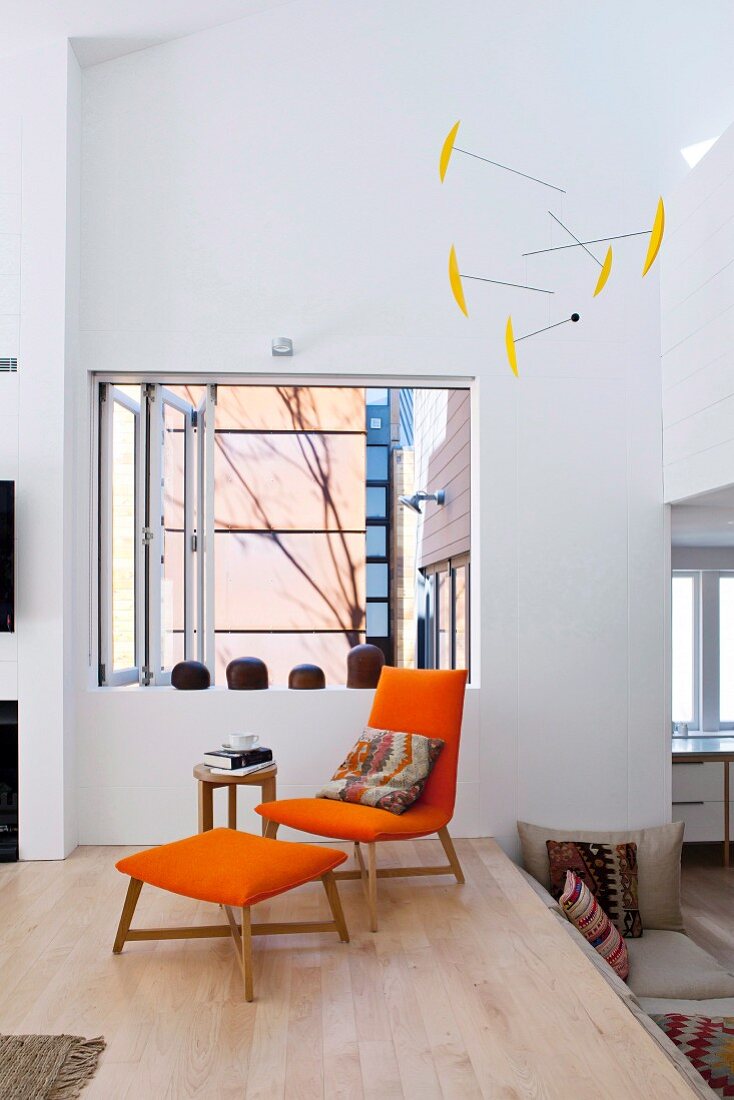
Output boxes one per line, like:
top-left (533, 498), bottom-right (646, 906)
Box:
top-left (0, 701), bottom-right (18, 861)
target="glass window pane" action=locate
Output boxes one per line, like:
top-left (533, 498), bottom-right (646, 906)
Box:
top-left (367, 563), bottom-right (388, 599)
top-left (215, 531), bottom-right (365, 631)
top-left (366, 486), bottom-right (386, 518)
top-left (454, 565), bottom-right (467, 670)
top-left (720, 576), bottom-right (734, 722)
top-left (366, 446), bottom-right (388, 481)
top-left (111, 401), bottom-right (136, 670)
top-left (366, 388), bottom-right (389, 405)
top-left (215, 386), bottom-right (365, 431)
top-left (215, 433), bottom-right (365, 531)
top-left (672, 575), bottom-right (695, 724)
top-left (438, 570), bottom-right (451, 669)
top-left (161, 402), bottom-right (186, 671)
top-left (366, 526), bottom-right (386, 558)
top-left (366, 602), bottom-right (389, 637)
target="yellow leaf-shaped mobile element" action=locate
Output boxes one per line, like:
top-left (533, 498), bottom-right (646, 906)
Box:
top-left (593, 245), bottom-right (613, 297)
top-left (642, 197), bottom-right (665, 277)
top-left (448, 245), bottom-right (468, 316)
top-left (505, 315), bottom-right (518, 377)
top-left (440, 120), bottom-right (461, 182)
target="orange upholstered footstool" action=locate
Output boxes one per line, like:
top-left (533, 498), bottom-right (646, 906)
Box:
top-left (113, 828), bottom-right (349, 1001)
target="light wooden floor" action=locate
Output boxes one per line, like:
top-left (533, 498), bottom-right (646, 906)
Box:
top-left (681, 843), bottom-right (734, 969)
top-left (0, 838), bottom-right (727, 1099)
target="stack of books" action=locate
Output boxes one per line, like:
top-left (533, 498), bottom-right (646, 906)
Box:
top-left (202, 746), bottom-right (274, 776)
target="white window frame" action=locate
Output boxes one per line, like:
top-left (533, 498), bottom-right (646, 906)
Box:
top-left (98, 381), bottom-right (206, 686)
top-left (99, 384), bottom-right (141, 686)
top-left (146, 385), bottom-right (197, 685)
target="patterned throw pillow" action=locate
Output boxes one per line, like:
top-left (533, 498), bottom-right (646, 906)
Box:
top-left (316, 727), bottom-right (444, 815)
top-left (651, 1015), bottom-right (734, 1098)
top-left (546, 839), bottom-right (642, 938)
top-left (560, 871), bottom-right (629, 980)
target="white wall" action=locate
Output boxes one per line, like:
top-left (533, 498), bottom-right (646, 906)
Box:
top-left (662, 121), bottom-right (734, 502)
top-left (71, 0), bottom-right (734, 853)
top-left (0, 43), bottom-right (81, 858)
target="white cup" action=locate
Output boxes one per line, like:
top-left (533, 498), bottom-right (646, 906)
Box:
top-left (229, 733), bottom-right (259, 750)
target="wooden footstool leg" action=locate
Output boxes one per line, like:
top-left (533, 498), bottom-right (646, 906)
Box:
top-left (225, 904), bottom-right (254, 1002)
top-left (264, 820), bottom-right (279, 840)
top-left (113, 878), bottom-right (143, 954)
top-left (322, 871), bottom-right (350, 943)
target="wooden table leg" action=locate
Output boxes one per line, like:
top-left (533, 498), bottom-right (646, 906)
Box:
top-left (198, 782), bottom-right (214, 833)
top-left (228, 785), bottom-right (237, 830)
top-left (260, 774), bottom-right (277, 836)
top-left (725, 762), bottom-right (730, 868)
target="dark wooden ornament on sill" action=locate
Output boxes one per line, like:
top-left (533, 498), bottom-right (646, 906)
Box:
top-left (226, 657), bottom-right (269, 690)
top-left (171, 660), bottom-right (211, 690)
top-left (346, 643), bottom-right (385, 689)
top-left (288, 663), bottom-right (326, 690)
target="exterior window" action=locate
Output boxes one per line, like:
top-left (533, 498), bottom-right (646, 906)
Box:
top-left (672, 574), bottom-right (697, 727)
top-left (423, 555), bottom-right (470, 676)
top-left (453, 563), bottom-right (468, 670)
top-left (366, 526), bottom-right (386, 558)
top-left (672, 570), bottom-right (734, 732)
top-left (720, 577), bottom-right (734, 723)
top-left (97, 382), bottom-right (471, 685)
top-left (366, 486), bottom-right (387, 518)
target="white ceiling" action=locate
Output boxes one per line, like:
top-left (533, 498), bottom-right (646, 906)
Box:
top-left (0, 0), bottom-right (297, 67)
top-left (671, 485), bottom-right (734, 548)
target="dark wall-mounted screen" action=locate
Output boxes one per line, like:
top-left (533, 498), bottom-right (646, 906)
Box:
top-left (0, 482), bottom-right (14, 632)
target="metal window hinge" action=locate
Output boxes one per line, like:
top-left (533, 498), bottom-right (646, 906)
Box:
top-left (99, 662), bottom-right (106, 685)
top-left (145, 383), bottom-right (156, 403)
top-left (141, 666), bottom-right (152, 686)
top-left (192, 533), bottom-right (198, 552)
top-left (99, 384), bottom-right (107, 403)
top-left (191, 409), bottom-right (198, 428)
top-left (142, 527), bottom-right (154, 545)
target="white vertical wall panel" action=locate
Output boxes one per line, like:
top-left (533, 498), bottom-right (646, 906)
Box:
top-left (662, 122), bottom-right (734, 502)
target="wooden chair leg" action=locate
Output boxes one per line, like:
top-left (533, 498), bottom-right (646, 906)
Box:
top-left (225, 904), bottom-right (254, 1001)
top-left (366, 843), bottom-right (378, 932)
top-left (321, 871), bottom-right (349, 942)
top-left (264, 819), bottom-right (279, 839)
top-left (113, 878), bottom-right (143, 954)
top-left (437, 826), bottom-right (465, 884)
top-left (241, 907), bottom-right (254, 1002)
top-left (228, 786), bottom-right (237, 829)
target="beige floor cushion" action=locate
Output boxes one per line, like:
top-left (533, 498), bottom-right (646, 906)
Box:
top-left (517, 820), bottom-right (684, 931)
top-left (626, 931), bottom-right (734, 1000)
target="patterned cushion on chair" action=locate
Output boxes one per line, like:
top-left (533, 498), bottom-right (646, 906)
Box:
top-left (651, 1015), bottom-right (734, 1097)
top-left (317, 727), bottom-right (444, 815)
top-left (560, 871), bottom-right (629, 980)
top-left (546, 839), bottom-right (642, 938)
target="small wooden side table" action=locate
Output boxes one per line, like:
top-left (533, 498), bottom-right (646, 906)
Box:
top-left (193, 763), bottom-right (277, 836)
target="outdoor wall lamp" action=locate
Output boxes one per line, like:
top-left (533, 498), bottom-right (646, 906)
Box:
top-left (398, 489), bottom-right (446, 514)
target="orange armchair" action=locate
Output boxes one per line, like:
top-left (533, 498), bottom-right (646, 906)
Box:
top-left (256, 667), bottom-right (468, 930)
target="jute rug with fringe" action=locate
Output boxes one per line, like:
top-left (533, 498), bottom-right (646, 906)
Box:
top-left (0, 1035), bottom-right (105, 1099)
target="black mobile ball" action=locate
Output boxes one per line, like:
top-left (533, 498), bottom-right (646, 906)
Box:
top-left (571, 313), bottom-right (580, 322)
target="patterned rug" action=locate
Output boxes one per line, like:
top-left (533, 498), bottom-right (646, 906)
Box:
top-left (0, 1034), bottom-right (105, 1099)
top-left (652, 1015), bottom-right (734, 1097)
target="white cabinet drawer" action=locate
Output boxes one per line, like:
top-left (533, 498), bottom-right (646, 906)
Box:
top-left (671, 799), bottom-right (733, 842)
top-left (672, 760), bottom-right (730, 801)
